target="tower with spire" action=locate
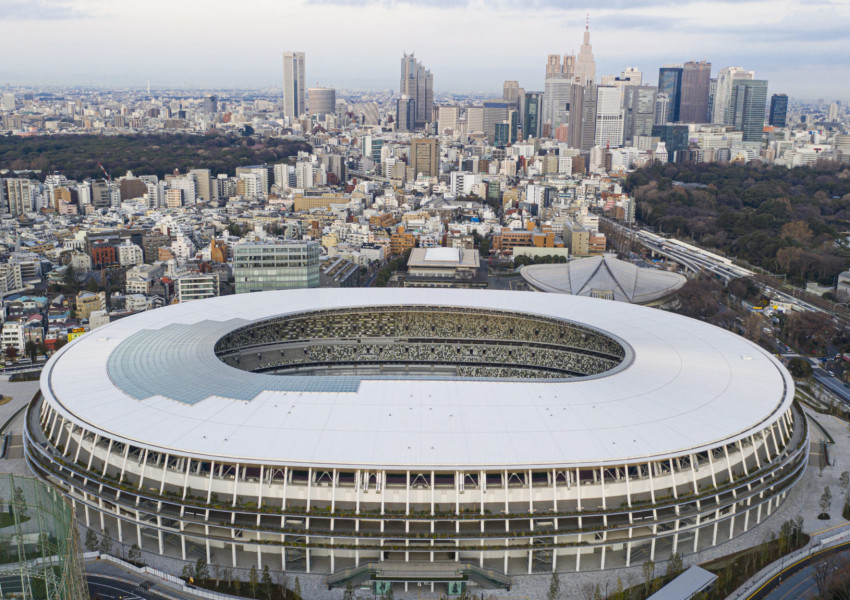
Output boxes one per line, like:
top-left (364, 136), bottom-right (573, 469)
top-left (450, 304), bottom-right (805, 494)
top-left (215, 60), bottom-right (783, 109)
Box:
top-left (574, 15), bottom-right (596, 86)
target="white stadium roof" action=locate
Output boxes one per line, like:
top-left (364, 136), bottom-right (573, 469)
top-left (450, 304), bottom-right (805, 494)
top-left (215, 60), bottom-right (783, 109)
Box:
top-left (521, 256), bottom-right (687, 303)
top-left (42, 289), bottom-right (792, 470)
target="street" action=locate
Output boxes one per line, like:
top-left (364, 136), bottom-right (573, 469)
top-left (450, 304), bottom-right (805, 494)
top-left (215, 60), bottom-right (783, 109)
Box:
top-left (748, 542), bottom-right (850, 600)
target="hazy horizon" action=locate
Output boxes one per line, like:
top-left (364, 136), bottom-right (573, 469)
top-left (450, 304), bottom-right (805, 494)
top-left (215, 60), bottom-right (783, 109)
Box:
top-left (1, 0), bottom-right (848, 101)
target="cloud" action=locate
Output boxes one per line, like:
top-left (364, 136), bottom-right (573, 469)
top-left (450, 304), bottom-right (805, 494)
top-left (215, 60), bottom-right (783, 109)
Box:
top-left (1, 0), bottom-right (90, 19)
top-left (308, 0), bottom-right (767, 7)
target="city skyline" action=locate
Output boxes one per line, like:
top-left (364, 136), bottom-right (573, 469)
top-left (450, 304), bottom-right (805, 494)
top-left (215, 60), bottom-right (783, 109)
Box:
top-left (1, 0), bottom-right (848, 99)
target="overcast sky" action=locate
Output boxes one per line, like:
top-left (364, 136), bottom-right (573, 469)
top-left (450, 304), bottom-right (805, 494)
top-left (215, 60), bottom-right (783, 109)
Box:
top-left (1, 0), bottom-right (848, 100)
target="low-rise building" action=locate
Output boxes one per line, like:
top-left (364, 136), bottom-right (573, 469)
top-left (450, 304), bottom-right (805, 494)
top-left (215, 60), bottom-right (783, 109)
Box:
top-left (176, 273), bottom-right (220, 303)
top-left (76, 291), bottom-right (106, 320)
top-left (401, 247), bottom-right (485, 288)
top-left (232, 241), bottom-right (320, 294)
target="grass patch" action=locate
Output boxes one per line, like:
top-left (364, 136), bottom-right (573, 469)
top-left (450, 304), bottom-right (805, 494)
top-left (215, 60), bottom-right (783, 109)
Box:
top-left (0, 396), bottom-right (11, 406)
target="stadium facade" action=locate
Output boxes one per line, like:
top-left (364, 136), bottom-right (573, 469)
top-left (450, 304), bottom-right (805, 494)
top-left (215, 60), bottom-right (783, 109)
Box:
top-left (24, 289), bottom-right (806, 582)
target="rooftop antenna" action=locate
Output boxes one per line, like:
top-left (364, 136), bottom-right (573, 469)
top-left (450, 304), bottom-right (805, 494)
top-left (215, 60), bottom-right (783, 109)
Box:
top-left (586, 13), bottom-right (589, 30)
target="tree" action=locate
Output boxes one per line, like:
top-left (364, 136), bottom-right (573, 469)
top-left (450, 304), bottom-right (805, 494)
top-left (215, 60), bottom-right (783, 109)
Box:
top-left (84, 529), bottom-right (99, 552)
top-left (293, 576), bottom-right (302, 600)
top-left (666, 552), bottom-right (683, 580)
top-left (85, 277), bottom-right (100, 293)
top-left (24, 340), bottom-right (37, 361)
top-left (478, 236), bottom-right (491, 258)
top-left (248, 565), bottom-right (258, 597)
top-left (5, 346), bottom-right (18, 362)
top-left (128, 543), bottom-right (143, 566)
top-left (814, 559), bottom-right (833, 595)
top-left (547, 571), bottom-right (561, 600)
top-left (99, 527), bottom-right (113, 555)
top-left (195, 557), bottom-right (209, 584)
top-left (819, 486), bottom-right (833, 519)
top-left (642, 559), bottom-right (656, 595)
top-left (786, 357), bottom-right (813, 379)
top-left (261, 564), bottom-right (272, 599)
top-left (383, 583), bottom-right (394, 599)
top-left (343, 580), bottom-right (355, 600)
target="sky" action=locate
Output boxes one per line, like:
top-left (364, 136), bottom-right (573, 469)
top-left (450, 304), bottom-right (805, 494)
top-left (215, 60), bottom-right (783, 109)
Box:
top-left (1, 0), bottom-right (849, 100)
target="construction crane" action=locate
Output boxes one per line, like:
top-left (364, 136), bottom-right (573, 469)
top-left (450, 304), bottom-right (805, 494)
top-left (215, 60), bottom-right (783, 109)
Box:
top-left (96, 161), bottom-right (111, 181)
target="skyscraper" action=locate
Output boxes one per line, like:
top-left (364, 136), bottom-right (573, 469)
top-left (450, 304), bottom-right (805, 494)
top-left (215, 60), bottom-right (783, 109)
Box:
top-left (396, 96), bottom-right (416, 132)
top-left (545, 54), bottom-right (576, 80)
top-left (523, 92), bottom-right (542, 139)
top-left (568, 84), bottom-right (598, 152)
top-left (623, 86), bottom-right (657, 145)
top-left (308, 87), bottom-right (336, 118)
top-left (657, 65), bottom-right (683, 123)
top-left (769, 94), bottom-right (788, 127)
top-left (542, 79), bottom-right (572, 132)
top-left (574, 18), bottom-right (596, 86)
top-left (400, 53), bottom-right (434, 129)
top-left (712, 67), bottom-right (754, 125)
top-left (410, 138), bottom-right (439, 177)
top-left (546, 54), bottom-right (563, 79)
top-left (503, 81), bottom-right (521, 107)
top-left (282, 51), bottom-right (306, 119)
top-left (580, 85), bottom-right (599, 152)
top-left (679, 60), bottom-right (712, 123)
top-left (483, 100), bottom-right (511, 144)
top-left (503, 80), bottom-right (524, 129)
top-left (595, 86), bottom-right (624, 148)
top-left (728, 79), bottom-right (768, 142)
top-left (202, 95), bottom-right (217, 115)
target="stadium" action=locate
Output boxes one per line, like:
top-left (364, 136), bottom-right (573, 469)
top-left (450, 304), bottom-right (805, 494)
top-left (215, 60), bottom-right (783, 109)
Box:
top-left (24, 288), bottom-right (806, 589)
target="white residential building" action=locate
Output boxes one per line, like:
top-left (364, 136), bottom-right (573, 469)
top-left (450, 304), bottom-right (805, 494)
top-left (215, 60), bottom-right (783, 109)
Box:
top-left (117, 242), bottom-right (144, 267)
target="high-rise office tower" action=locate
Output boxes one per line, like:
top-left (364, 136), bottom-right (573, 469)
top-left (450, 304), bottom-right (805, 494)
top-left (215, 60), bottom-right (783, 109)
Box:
top-left (308, 87), bottom-right (336, 118)
top-left (595, 86), bottom-right (625, 148)
top-left (503, 81), bottom-right (524, 129)
top-left (574, 19), bottom-right (596, 86)
top-left (400, 53), bottom-right (434, 129)
top-left (466, 107), bottom-right (484, 134)
top-left (828, 102), bottom-right (839, 121)
top-left (410, 138), bottom-right (439, 177)
top-left (769, 94), bottom-right (788, 127)
top-left (545, 54), bottom-right (576, 79)
top-left (707, 78), bottom-right (717, 122)
top-left (437, 106), bottom-right (458, 135)
top-left (503, 81), bottom-right (521, 106)
top-left (542, 79), bottom-right (573, 132)
top-left (580, 85), bottom-right (599, 152)
top-left (620, 67), bottom-right (642, 85)
top-left (523, 92), bottom-right (542, 139)
top-left (728, 80), bottom-right (768, 142)
top-left (568, 84), bottom-right (598, 152)
top-left (657, 65), bottom-right (683, 123)
top-left (623, 86), bottom-right (657, 145)
top-left (483, 100), bottom-right (511, 144)
top-left (679, 60), bottom-right (712, 123)
top-left (396, 96), bottom-right (416, 132)
top-left (654, 93), bottom-right (670, 126)
top-left (712, 66), bottom-right (754, 125)
top-left (203, 95), bottom-right (217, 115)
top-left (282, 51), bottom-right (306, 119)
top-left (546, 55), bottom-right (563, 79)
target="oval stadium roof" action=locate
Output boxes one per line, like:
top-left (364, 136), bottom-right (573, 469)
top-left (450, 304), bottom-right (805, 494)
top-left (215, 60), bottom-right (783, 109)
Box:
top-left (41, 288), bottom-right (791, 470)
